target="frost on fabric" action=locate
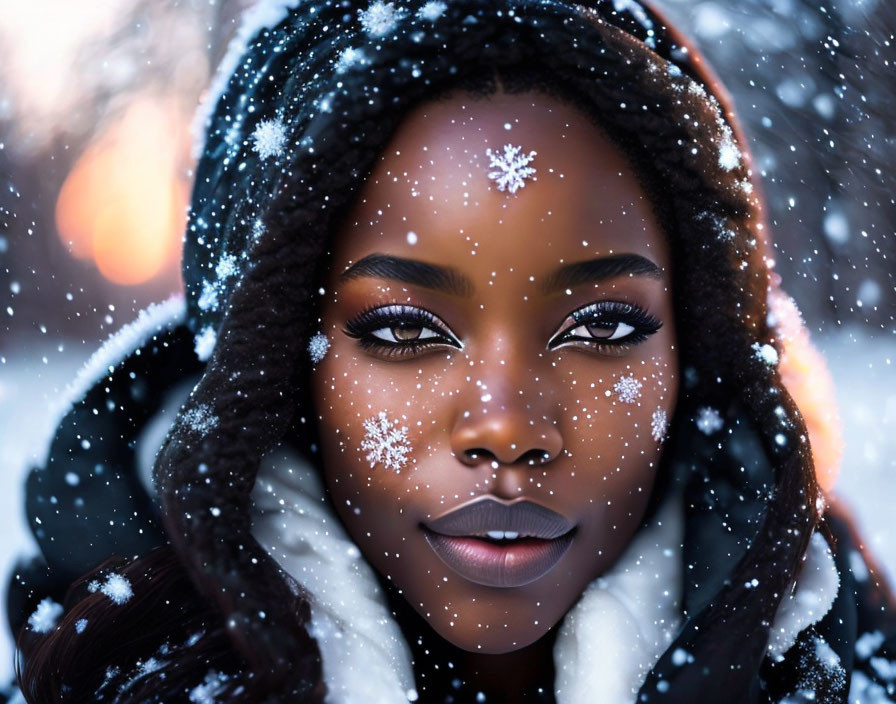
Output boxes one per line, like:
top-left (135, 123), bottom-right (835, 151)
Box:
top-left (335, 47), bottom-right (368, 74)
top-left (194, 326), bottom-right (217, 362)
top-left (252, 118), bottom-right (288, 160)
top-left (88, 573), bottom-right (134, 605)
top-left (215, 252), bottom-right (239, 280)
top-left (183, 404), bottom-right (219, 435)
top-left (28, 597), bottom-right (64, 633)
top-left (308, 331), bottom-right (331, 364)
top-left (189, 670), bottom-right (230, 704)
top-left (361, 411), bottom-right (412, 472)
top-left (752, 341), bottom-right (779, 366)
top-left (613, 375), bottom-right (642, 404)
top-left (651, 407), bottom-right (668, 442)
top-left (416, 0), bottom-right (447, 21)
top-left (358, 1), bottom-right (407, 38)
top-left (198, 279), bottom-right (220, 312)
top-left (486, 144), bottom-right (537, 194)
top-left (695, 406), bottom-right (724, 435)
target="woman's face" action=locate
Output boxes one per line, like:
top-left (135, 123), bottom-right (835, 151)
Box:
top-left (311, 89), bottom-right (678, 653)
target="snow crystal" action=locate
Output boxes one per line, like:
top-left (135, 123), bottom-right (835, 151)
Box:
top-left (194, 326), bottom-right (217, 362)
top-left (651, 407), bottom-right (668, 442)
top-left (752, 341), bottom-right (779, 366)
top-left (870, 656), bottom-right (896, 681)
top-left (252, 119), bottom-right (287, 160)
top-left (361, 411), bottom-right (412, 472)
top-left (358, 1), bottom-right (407, 38)
top-left (856, 631), bottom-right (885, 660)
top-left (485, 144), bottom-right (537, 194)
top-left (850, 550), bottom-right (870, 582)
top-left (198, 279), bottom-right (220, 312)
top-left (183, 404), bottom-right (219, 435)
top-left (75, 618), bottom-right (88, 634)
top-left (416, 0), bottom-right (447, 21)
top-left (717, 134), bottom-right (741, 171)
top-left (89, 573), bottom-right (134, 605)
top-left (28, 597), bottom-right (64, 633)
top-left (308, 332), bottom-right (331, 364)
top-left (215, 253), bottom-right (239, 280)
top-left (335, 47), bottom-right (368, 74)
top-left (189, 670), bottom-right (229, 704)
top-left (612, 375), bottom-right (642, 404)
top-left (696, 406), bottom-right (723, 435)
top-left (252, 218), bottom-right (266, 241)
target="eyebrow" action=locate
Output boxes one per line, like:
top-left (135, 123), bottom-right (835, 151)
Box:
top-left (339, 253), bottom-right (474, 297)
top-left (540, 253), bottom-right (663, 294)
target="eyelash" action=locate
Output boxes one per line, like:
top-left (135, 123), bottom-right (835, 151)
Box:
top-left (342, 301), bottom-right (661, 359)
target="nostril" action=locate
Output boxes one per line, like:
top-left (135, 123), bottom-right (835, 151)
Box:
top-left (519, 449), bottom-right (553, 466)
top-left (462, 448), bottom-right (554, 466)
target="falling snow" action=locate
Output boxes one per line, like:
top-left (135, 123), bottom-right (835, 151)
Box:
top-left (696, 406), bottom-right (724, 435)
top-left (251, 118), bottom-right (287, 160)
top-left (361, 411), bottom-right (412, 472)
top-left (613, 375), bottom-right (643, 404)
top-left (308, 331), bottom-right (331, 364)
top-left (197, 279), bottom-right (220, 312)
top-left (215, 253), bottom-right (239, 280)
top-left (194, 326), bottom-right (217, 362)
top-left (651, 407), bottom-right (668, 442)
top-left (335, 47), bottom-right (368, 74)
top-left (28, 598), bottom-right (64, 633)
top-left (358, 1), bottom-right (407, 38)
top-left (416, 0), bottom-right (447, 21)
top-left (752, 341), bottom-right (779, 366)
top-left (611, 0), bottom-right (656, 47)
top-left (189, 670), bottom-right (230, 703)
top-left (486, 144), bottom-right (537, 194)
top-left (88, 573), bottom-right (134, 605)
top-left (75, 618), bottom-right (88, 634)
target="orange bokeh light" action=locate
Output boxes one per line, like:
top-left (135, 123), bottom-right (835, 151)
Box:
top-left (56, 96), bottom-right (188, 286)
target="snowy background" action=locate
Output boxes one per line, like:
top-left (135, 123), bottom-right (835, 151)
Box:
top-left (1, 0), bottom-right (893, 685)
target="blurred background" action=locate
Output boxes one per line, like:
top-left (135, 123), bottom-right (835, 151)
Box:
top-left (0, 0), bottom-right (893, 684)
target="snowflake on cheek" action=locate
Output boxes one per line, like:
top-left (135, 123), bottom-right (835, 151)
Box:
top-left (613, 374), bottom-right (643, 404)
top-left (361, 411), bottom-right (412, 472)
top-left (651, 407), bottom-right (668, 442)
top-left (485, 144), bottom-right (537, 194)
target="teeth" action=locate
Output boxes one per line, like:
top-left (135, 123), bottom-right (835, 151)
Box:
top-left (485, 530), bottom-right (520, 540)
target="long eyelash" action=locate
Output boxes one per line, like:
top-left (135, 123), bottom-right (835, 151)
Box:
top-left (343, 304), bottom-right (457, 358)
top-left (552, 301), bottom-right (662, 349)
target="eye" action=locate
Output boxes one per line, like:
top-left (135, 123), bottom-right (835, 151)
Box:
top-left (548, 301), bottom-right (661, 350)
top-left (343, 304), bottom-right (461, 359)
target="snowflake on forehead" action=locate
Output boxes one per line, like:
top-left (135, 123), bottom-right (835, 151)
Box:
top-left (358, 0), bottom-right (408, 38)
top-left (651, 407), bottom-right (668, 442)
top-left (696, 406), bottom-right (724, 435)
top-left (486, 144), bottom-right (537, 194)
top-left (251, 119), bottom-right (287, 160)
top-left (361, 411), bottom-right (412, 472)
top-left (613, 374), bottom-right (643, 404)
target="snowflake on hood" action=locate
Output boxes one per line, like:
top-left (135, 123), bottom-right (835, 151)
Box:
top-left (486, 144), bottom-right (537, 194)
top-left (252, 118), bottom-right (287, 160)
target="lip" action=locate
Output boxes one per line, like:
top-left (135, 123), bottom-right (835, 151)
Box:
top-left (422, 497), bottom-right (576, 588)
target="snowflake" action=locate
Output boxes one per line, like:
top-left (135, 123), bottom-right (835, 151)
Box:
top-left (613, 375), bottom-right (643, 404)
top-left (251, 118), bottom-right (287, 160)
top-left (194, 326), bottom-right (217, 362)
top-left (183, 404), bottom-right (219, 434)
top-left (28, 597), bottom-right (64, 633)
top-left (486, 144), bottom-right (537, 194)
top-left (417, 0), bottom-right (447, 21)
top-left (252, 218), bottom-right (266, 241)
top-left (335, 47), bottom-right (368, 74)
top-left (361, 411), bottom-right (412, 472)
top-left (696, 406), bottom-right (724, 435)
top-left (358, 1), bottom-right (407, 38)
top-left (215, 253), bottom-right (238, 280)
top-left (651, 407), bottom-right (668, 442)
top-left (308, 331), bottom-right (331, 364)
top-left (190, 670), bottom-right (230, 704)
top-left (197, 279), bottom-right (219, 312)
top-left (752, 341), bottom-right (779, 366)
top-left (696, 210), bottom-right (736, 242)
top-left (89, 573), bottom-right (133, 605)
top-left (75, 618), bottom-right (88, 634)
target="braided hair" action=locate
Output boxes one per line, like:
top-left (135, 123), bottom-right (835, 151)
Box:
top-left (17, 1), bottom-right (819, 701)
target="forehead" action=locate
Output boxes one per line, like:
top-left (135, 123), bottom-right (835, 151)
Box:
top-left (327, 89), bottom-right (670, 286)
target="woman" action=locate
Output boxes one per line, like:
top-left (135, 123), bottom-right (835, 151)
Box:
top-left (8, 0), bottom-right (896, 702)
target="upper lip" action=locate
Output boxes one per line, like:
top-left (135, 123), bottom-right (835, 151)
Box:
top-left (423, 497), bottom-right (574, 539)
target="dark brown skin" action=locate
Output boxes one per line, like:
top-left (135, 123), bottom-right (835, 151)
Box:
top-left (310, 88), bottom-right (679, 698)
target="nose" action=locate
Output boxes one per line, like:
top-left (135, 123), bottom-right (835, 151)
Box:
top-left (450, 385), bottom-right (564, 467)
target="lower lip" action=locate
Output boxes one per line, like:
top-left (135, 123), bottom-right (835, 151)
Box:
top-left (422, 528), bottom-right (575, 588)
